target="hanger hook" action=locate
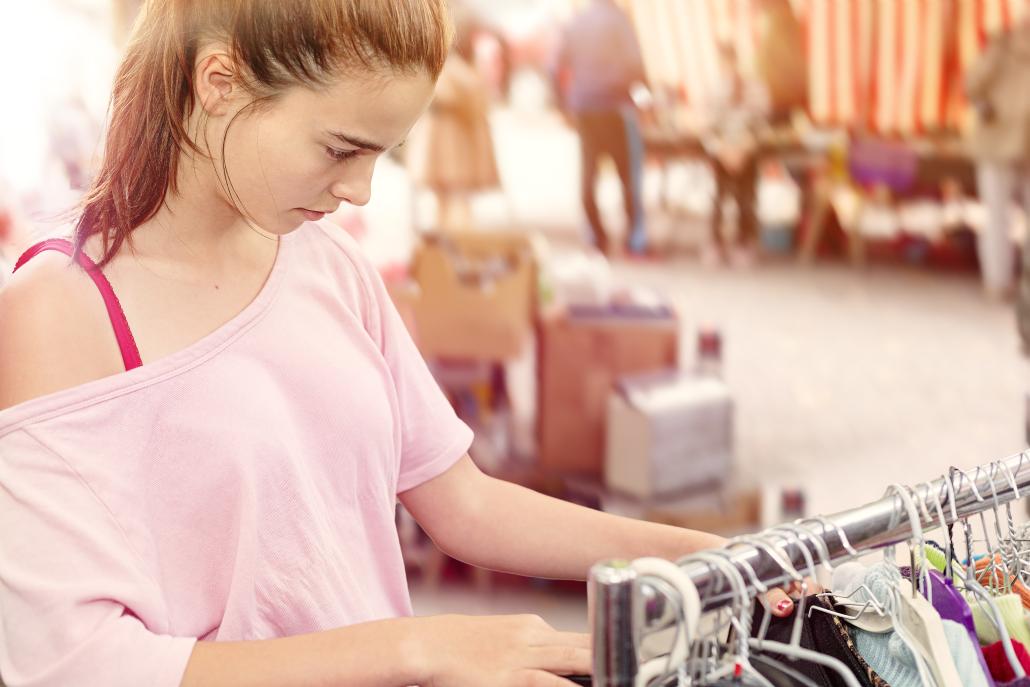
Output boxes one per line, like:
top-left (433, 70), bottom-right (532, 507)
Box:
top-left (786, 523), bottom-right (836, 572)
top-left (885, 483), bottom-right (929, 597)
top-left (796, 515), bottom-right (859, 559)
top-left (950, 465), bottom-right (985, 504)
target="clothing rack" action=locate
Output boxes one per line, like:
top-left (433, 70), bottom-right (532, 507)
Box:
top-left (588, 451), bottom-right (1030, 686)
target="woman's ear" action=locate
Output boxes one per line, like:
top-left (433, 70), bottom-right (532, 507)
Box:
top-left (195, 50), bottom-right (237, 116)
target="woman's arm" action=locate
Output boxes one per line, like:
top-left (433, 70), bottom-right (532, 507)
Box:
top-left (400, 456), bottom-right (799, 615)
top-left (400, 457), bottom-right (725, 580)
top-left (180, 614), bottom-right (590, 687)
top-left (180, 618), bottom-right (422, 687)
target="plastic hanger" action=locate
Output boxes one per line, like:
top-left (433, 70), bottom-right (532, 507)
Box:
top-left (629, 557), bottom-right (701, 687)
top-left (886, 482), bottom-right (961, 687)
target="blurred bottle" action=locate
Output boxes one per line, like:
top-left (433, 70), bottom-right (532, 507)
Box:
top-left (696, 327), bottom-right (723, 377)
top-left (1025, 392), bottom-right (1030, 446)
top-left (781, 488), bottom-right (806, 520)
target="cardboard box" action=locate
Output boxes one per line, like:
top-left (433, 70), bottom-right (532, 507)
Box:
top-left (563, 476), bottom-right (761, 537)
top-left (537, 310), bottom-right (679, 479)
top-left (641, 486), bottom-right (761, 536)
top-left (410, 232), bottom-right (538, 361)
top-left (606, 371), bottom-right (733, 499)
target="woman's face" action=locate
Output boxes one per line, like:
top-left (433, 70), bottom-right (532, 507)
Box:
top-left (212, 68), bottom-right (436, 235)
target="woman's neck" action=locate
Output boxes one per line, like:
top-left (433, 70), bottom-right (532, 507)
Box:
top-left (123, 155), bottom-right (278, 278)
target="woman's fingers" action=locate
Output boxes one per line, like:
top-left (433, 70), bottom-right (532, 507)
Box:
top-left (768, 576), bottom-right (823, 617)
top-left (767, 587), bottom-right (795, 617)
top-left (540, 631), bottom-right (592, 649)
top-left (527, 645), bottom-right (592, 675)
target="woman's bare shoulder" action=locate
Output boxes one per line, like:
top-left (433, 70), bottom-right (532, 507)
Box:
top-left (0, 251), bottom-right (125, 411)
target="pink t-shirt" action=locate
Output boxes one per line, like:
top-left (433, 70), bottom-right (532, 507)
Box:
top-left (0, 221), bottom-right (474, 687)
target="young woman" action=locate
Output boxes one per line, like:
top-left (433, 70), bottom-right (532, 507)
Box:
top-left (0, 2), bottom-right (797, 685)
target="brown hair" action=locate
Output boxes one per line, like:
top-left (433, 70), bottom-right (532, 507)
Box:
top-left (76, 0), bottom-right (451, 267)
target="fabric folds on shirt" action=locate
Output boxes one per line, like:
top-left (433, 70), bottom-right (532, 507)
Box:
top-left (0, 221), bottom-right (474, 687)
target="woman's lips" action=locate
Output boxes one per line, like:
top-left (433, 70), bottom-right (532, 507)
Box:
top-left (299, 209), bottom-right (326, 221)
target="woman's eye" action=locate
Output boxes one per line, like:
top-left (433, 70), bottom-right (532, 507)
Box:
top-left (327, 147), bottom-right (360, 162)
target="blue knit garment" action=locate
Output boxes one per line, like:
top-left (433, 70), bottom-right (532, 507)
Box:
top-left (850, 564), bottom-right (990, 687)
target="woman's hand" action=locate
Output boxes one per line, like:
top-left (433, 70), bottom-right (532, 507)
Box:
top-left (766, 577), bottom-right (824, 617)
top-left (414, 614), bottom-right (591, 687)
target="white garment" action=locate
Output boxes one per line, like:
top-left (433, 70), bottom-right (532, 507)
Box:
top-left (975, 160), bottom-right (1030, 294)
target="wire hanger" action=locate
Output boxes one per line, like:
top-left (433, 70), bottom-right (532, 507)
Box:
top-left (934, 469), bottom-right (1025, 680)
top-left (884, 482), bottom-right (960, 687)
top-left (728, 534), bottom-right (807, 649)
top-left (692, 536), bottom-right (863, 687)
top-left (684, 551), bottom-right (774, 687)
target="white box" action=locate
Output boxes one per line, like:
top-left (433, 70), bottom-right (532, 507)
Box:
top-left (605, 370), bottom-right (733, 499)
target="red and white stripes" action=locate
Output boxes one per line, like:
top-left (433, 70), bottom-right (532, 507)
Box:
top-left (627, 0), bottom-right (759, 109)
top-left (623, 0), bottom-right (1028, 135)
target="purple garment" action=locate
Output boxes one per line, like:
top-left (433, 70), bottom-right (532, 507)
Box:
top-left (552, 0), bottom-right (646, 114)
top-left (903, 566), bottom-right (995, 686)
top-left (848, 137), bottom-right (918, 193)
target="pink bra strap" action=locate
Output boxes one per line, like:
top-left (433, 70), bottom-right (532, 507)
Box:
top-left (13, 238), bottom-right (143, 371)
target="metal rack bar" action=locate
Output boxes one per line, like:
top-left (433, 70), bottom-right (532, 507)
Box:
top-left (589, 451), bottom-right (1030, 686)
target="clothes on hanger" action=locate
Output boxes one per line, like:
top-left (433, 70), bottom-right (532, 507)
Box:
top-left (900, 566), bottom-right (995, 685)
top-left (940, 551), bottom-right (1030, 610)
top-left (842, 562), bottom-right (988, 687)
top-left (971, 594), bottom-right (1030, 647)
top-left (984, 640), bottom-right (1030, 682)
top-left (974, 556), bottom-right (1030, 610)
top-left (748, 595), bottom-right (887, 687)
top-left (852, 621), bottom-right (989, 687)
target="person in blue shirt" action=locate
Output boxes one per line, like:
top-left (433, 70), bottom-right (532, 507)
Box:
top-left (552, 0), bottom-right (648, 257)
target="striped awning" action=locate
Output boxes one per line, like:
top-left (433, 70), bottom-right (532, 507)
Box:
top-left (623, 0), bottom-right (1028, 136)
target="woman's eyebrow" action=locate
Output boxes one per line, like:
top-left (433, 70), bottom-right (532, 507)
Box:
top-left (326, 130), bottom-right (389, 153)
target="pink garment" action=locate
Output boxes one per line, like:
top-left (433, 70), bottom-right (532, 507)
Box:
top-left (0, 221), bottom-right (474, 687)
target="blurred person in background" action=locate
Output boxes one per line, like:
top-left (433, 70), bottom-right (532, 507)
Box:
top-left (0, 2), bottom-right (802, 686)
top-left (755, 0), bottom-right (807, 127)
top-left (410, 14), bottom-right (501, 232)
top-left (966, 14), bottom-right (1030, 327)
top-left (702, 44), bottom-right (770, 268)
top-left (551, 0), bottom-right (648, 257)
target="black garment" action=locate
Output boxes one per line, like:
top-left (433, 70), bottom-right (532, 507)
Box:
top-left (575, 110), bottom-right (640, 254)
top-left (711, 153), bottom-right (759, 249)
top-left (747, 595), bottom-right (889, 687)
